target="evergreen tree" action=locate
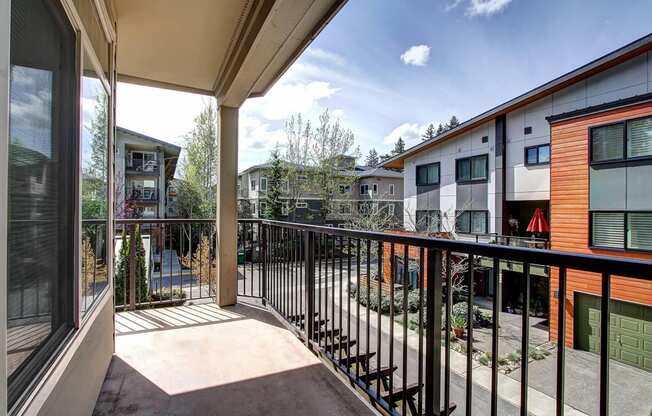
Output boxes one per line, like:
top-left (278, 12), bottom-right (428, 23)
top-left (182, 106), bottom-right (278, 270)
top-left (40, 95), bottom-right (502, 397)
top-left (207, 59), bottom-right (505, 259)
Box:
top-left (365, 149), bottom-right (379, 167)
top-left (263, 149), bottom-right (286, 220)
top-left (392, 137), bottom-right (406, 155)
top-left (114, 226), bottom-right (148, 306)
top-left (436, 123), bottom-right (445, 135)
top-left (422, 123), bottom-right (436, 141)
top-left (447, 115), bottom-right (460, 130)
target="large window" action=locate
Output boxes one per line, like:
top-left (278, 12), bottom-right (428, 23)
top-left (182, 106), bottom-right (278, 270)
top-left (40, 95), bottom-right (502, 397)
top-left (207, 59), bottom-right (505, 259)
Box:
top-left (591, 212), bottom-right (652, 251)
top-left (416, 162), bottom-right (440, 186)
top-left (456, 210), bottom-right (488, 234)
top-left (8, 0), bottom-right (77, 405)
top-left (80, 48), bottom-right (110, 317)
top-left (525, 144), bottom-right (550, 166)
top-left (591, 117), bottom-right (652, 163)
top-left (456, 154), bottom-right (488, 182)
top-left (416, 210), bottom-right (441, 232)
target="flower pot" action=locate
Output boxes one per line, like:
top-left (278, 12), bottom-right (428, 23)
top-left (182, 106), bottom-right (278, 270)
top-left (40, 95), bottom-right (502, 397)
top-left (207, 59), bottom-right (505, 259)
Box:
top-left (452, 327), bottom-right (465, 338)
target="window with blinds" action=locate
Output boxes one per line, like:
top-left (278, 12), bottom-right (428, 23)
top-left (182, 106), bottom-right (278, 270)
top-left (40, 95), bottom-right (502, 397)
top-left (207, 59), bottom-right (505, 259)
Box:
top-left (455, 210), bottom-right (488, 234)
top-left (456, 154), bottom-right (488, 182)
top-left (416, 210), bottom-right (441, 232)
top-left (591, 123), bottom-right (624, 162)
top-left (591, 212), bottom-right (625, 249)
top-left (627, 117), bottom-right (652, 158)
top-left (416, 162), bottom-right (440, 186)
top-left (627, 212), bottom-right (652, 250)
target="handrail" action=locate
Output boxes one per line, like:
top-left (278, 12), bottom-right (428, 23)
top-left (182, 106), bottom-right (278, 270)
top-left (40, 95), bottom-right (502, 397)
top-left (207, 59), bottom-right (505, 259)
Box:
top-left (260, 219), bottom-right (652, 279)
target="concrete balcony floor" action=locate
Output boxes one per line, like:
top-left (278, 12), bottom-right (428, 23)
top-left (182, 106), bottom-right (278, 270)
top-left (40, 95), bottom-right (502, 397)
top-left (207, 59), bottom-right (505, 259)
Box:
top-left (93, 300), bottom-right (373, 416)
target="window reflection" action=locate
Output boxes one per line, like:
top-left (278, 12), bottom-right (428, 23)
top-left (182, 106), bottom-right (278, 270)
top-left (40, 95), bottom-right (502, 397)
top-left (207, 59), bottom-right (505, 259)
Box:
top-left (80, 51), bottom-right (109, 316)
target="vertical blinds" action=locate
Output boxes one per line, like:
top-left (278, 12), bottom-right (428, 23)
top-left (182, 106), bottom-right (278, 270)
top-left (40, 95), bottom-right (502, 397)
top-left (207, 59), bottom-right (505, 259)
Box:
top-left (592, 212), bottom-right (625, 248)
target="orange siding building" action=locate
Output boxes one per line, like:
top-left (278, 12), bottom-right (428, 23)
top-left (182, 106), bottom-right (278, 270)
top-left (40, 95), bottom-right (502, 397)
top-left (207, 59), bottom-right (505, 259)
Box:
top-left (549, 101), bottom-right (652, 347)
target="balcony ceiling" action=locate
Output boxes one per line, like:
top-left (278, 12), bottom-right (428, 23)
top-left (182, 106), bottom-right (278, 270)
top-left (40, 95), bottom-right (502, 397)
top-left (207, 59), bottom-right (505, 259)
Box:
top-left (113, 0), bottom-right (346, 106)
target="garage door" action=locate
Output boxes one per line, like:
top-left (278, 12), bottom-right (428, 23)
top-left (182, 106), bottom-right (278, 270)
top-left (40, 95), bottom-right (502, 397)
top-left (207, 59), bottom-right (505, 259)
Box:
top-left (574, 293), bottom-right (652, 372)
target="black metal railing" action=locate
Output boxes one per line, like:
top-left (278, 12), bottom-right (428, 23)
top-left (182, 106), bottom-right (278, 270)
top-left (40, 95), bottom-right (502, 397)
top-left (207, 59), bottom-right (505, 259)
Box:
top-left (472, 232), bottom-right (550, 249)
top-left (237, 219), bottom-right (264, 298)
top-left (253, 219), bottom-right (651, 416)
top-left (114, 219), bottom-right (215, 310)
top-left (126, 158), bottom-right (159, 174)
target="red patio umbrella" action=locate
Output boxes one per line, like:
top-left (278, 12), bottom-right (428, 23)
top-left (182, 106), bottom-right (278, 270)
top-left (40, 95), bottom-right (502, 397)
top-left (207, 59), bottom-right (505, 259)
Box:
top-left (526, 208), bottom-right (549, 233)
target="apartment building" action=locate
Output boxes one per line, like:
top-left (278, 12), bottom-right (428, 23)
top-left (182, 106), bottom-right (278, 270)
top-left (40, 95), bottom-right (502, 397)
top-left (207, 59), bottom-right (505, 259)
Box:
top-left (383, 34), bottom-right (652, 371)
top-left (114, 127), bottom-right (181, 218)
top-left (238, 162), bottom-right (404, 227)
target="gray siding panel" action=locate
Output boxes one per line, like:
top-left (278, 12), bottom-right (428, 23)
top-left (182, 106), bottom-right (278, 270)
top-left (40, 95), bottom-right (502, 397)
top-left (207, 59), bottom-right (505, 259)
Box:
top-left (471, 183), bottom-right (488, 210)
top-left (590, 165), bottom-right (626, 210)
top-left (626, 163), bottom-right (652, 210)
top-left (416, 185), bottom-right (439, 210)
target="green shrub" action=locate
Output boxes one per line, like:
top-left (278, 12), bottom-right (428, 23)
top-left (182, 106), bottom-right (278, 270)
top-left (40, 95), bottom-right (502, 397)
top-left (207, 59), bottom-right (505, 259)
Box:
top-left (497, 356), bottom-right (509, 366)
top-left (507, 351), bottom-right (521, 363)
top-left (529, 346), bottom-right (550, 360)
top-left (407, 290), bottom-right (421, 312)
top-left (478, 352), bottom-right (491, 366)
top-left (451, 302), bottom-right (492, 328)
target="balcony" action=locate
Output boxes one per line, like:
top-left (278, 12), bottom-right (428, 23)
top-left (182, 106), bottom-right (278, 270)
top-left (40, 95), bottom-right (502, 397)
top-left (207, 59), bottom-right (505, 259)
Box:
top-left (126, 187), bottom-right (159, 203)
top-left (100, 219), bottom-right (652, 416)
top-left (125, 158), bottom-right (160, 175)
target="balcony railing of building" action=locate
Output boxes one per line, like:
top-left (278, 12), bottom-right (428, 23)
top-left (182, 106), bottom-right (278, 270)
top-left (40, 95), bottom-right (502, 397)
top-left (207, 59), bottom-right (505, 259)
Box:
top-left (125, 158), bottom-right (159, 174)
top-left (470, 232), bottom-right (550, 250)
top-left (126, 187), bottom-right (159, 203)
top-left (114, 218), bottom-right (651, 416)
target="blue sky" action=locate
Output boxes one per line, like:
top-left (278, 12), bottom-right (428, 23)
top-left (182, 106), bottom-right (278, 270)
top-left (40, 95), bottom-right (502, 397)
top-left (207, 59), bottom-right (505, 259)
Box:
top-left (117, 0), bottom-right (652, 172)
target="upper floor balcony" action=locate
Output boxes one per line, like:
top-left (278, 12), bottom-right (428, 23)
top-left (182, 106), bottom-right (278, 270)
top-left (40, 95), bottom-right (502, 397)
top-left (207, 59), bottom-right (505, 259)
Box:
top-left (125, 157), bottom-right (160, 175)
top-left (98, 218), bottom-right (652, 416)
top-left (126, 187), bottom-right (159, 203)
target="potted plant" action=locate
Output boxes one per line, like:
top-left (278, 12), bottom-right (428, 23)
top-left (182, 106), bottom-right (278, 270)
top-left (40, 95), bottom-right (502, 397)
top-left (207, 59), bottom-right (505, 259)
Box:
top-left (451, 315), bottom-right (467, 338)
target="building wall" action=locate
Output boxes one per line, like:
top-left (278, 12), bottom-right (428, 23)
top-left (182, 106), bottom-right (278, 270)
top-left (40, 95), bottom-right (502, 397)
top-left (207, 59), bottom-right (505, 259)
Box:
top-left (403, 50), bottom-right (652, 235)
top-left (404, 120), bottom-right (497, 233)
top-left (549, 101), bottom-right (652, 346)
top-left (504, 51), bottom-right (652, 202)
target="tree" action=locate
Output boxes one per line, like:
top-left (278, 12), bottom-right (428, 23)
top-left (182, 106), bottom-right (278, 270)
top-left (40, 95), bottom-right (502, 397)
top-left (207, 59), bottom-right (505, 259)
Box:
top-left (422, 123), bottom-right (437, 141)
top-left (308, 110), bottom-right (359, 222)
top-left (436, 123), bottom-right (445, 135)
top-left (365, 149), bottom-right (379, 167)
top-left (82, 91), bottom-right (109, 219)
top-left (392, 137), bottom-right (405, 155)
top-left (263, 149), bottom-right (286, 220)
top-left (114, 226), bottom-right (148, 306)
top-left (178, 100), bottom-right (218, 218)
top-left (447, 115), bottom-right (460, 130)
top-left (283, 114), bottom-right (312, 218)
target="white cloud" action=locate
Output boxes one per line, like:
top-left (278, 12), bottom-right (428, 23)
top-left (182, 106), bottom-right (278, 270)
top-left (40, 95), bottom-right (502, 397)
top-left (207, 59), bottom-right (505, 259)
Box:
top-left (444, 0), bottom-right (464, 11)
top-left (243, 81), bottom-right (339, 121)
top-left (383, 122), bottom-right (428, 146)
top-left (466, 0), bottom-right (512, 17)
top-left (400, 45), bottom-right (431, 66)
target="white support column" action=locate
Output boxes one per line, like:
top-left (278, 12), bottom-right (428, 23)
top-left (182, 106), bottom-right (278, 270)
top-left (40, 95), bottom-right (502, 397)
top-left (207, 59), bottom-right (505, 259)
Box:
top-left (215, 105), bottom-right (238, 306)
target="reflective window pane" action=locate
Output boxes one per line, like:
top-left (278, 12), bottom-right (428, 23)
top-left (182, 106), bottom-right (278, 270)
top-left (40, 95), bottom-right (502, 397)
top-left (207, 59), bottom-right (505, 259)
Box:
top-left (592, 124), bottom-right (624, 162)
top-left (539, 145), bottom-right (550, 163)
top-left (80, 50), bottom-right (109, 316)
top-left (8, 0), bottom-right (76, 404)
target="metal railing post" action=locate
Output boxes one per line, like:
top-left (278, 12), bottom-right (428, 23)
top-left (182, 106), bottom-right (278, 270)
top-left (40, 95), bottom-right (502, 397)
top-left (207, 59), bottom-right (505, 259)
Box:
top-left (261, 223), bottom-right (267, 305)
top-left (304, 230), bottom-right (315, 349)
top-left (128, 222), bottom-right (137, 310)
top-left (425, 248), bottom-right (443, 415)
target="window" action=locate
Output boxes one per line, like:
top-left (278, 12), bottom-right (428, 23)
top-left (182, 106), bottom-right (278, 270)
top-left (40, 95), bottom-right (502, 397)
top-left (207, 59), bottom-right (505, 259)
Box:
top-left (282, 202), bottom-right (289, 216)
top-left (282, 180), bottom-right (289, 192)
top-left (481, 136), bottom-right (489, 143)
top-left (260, 201), bottom-right (267, 214)
top-left (591, 117), bottom-right (652, 163)
top-left (416, 162), bottom-right (440, 186)
top-left (456, 211), bottom-right (488, 234)
top-left (416, 210), bottom-right (441, 232)
top-left (250, 179), bottom-right (256, 191)
top-left (360, 184), bottom-right (369, 195)
top-left (8, 0), bottom-right (77, 405)
top-left (524, 126), bottom-right (532, 135)
top-left (387, 204), bottom-right (395, 216)
top-left (296, 201), bottom-right (308, 209)
top-left (129, 151), bottom-right (157, 172)
top-left (372, 183), bottom-right (378, 194)
top-left (389, 183), bottom-right (395, 195)
top-left (80, 47), bottom-right (110, 317)
top-left (260, 177), bottom-right (267, 191)
top-left (456, 155), bottom-right (488, 182)
top-left (525, 144), bottom-right (550, 166)
top-left (339, 184), bottom-right (351, 193)
top-left (339, 203), bottom-right (351, 214)
top-left (591, 212), bottom-right (652, 251)
top-left (358, 202), bottom-right (370, 214)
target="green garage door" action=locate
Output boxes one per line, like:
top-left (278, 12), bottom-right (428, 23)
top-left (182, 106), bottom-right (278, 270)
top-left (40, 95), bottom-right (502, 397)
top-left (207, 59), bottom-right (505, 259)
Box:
top-left (574, 293), bottom-right (652, 372)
